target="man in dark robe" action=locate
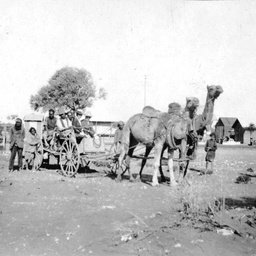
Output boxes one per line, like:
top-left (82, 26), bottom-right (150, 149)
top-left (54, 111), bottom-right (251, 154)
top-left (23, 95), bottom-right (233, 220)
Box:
top-left (9, 118), bottom-right (25, 172)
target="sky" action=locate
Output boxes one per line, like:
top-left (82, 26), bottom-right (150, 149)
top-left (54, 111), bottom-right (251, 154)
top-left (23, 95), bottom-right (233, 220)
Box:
top-left (1, 0), bottom-right (256, 126)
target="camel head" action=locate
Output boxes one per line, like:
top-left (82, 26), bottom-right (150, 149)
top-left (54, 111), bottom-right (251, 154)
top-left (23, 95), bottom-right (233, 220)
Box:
top-left (185, 97), bottom-right (199, 118)
top-left (207, 85), bottom-right (224, 100)
top-left (168, 102), bottom-right (182, 115)
top-left (167, 114), bottom-right (190, 143)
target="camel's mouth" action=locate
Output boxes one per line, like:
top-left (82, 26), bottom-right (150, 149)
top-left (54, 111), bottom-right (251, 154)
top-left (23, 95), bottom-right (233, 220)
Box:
top-left (214, 86), bottom-right (224, 98)
top-left (216, 85), bottom-right (224, 94)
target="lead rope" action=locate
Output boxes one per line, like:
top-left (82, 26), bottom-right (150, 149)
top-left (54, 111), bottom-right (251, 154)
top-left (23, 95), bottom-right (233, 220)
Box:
top-left (93, 135), bottom-right (102, 148)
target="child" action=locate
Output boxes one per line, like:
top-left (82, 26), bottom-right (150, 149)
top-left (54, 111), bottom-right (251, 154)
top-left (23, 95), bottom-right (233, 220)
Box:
top-left (204, 132), bottom-right (217, 174)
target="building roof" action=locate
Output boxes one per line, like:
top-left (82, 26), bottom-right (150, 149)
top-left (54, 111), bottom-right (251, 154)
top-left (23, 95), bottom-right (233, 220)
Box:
top-left (23, 114), bottom-right (44, 122)
top-left (216, 117), bottom-right (238, 127)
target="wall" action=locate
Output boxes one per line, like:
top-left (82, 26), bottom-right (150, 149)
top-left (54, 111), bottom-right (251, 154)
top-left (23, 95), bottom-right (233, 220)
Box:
top-left (243, 130), bottom-right (256, 145)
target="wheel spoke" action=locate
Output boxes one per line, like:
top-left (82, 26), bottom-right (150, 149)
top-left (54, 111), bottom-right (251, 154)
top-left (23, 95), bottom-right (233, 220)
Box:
top-left (64, 163), bottom-right (68, 176)
top-left (67, 162), bottom-right (71, 175)
top-left (69, 164), bottom-right (75, 175)
top-left (70, 142), bottom-right (74, 152)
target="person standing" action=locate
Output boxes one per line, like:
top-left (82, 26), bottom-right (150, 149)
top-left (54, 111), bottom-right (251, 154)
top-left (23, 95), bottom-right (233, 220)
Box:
top-left (110, 121), bottom-right (124, 154)
top-left (204, 132), bottom-right (217, 174)
top-left (114, 121), bottom-right (124, 152)
top-left (9, 118), bottom-right (25, 172)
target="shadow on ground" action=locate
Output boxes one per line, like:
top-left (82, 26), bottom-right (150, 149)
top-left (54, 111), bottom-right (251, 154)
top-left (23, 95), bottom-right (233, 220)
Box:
top-left (218, 197), bottom-right (256, 209)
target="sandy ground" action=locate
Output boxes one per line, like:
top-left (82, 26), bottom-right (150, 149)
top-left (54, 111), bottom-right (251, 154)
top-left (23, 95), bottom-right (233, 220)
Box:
top-left (0, 145), bottom-right (256, 256)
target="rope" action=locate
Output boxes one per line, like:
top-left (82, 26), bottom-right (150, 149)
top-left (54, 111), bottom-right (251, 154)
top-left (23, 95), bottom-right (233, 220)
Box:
top-left (93, 135), bottom-right (102, 148)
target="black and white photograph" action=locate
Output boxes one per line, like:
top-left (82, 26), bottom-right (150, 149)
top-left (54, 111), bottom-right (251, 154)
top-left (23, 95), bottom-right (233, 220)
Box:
top-left (0, 0), bottom-right (256, 255)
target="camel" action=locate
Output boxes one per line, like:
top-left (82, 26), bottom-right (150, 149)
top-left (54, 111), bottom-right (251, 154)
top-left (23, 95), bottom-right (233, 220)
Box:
top-left (135, 97), bottom-right (200, 183)
top-left (116, 85), bottom-right (223, 185)
top-left (116, 107), bottom-right (191, 186)
top-left (177, 85), bottom-right (224, 179)
top-left (134, 98), bottom-right (200, 182)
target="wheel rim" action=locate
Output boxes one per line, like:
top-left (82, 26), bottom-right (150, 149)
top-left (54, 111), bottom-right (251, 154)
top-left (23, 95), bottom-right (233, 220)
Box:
top-left (60, 140), bottom-right (80, 177)
top-left (34, 145), bottom-right (43, 170)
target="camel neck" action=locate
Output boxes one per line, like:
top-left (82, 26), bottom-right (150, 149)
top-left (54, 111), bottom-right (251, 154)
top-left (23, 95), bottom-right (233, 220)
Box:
top-left (201, 95), bottom-right (215, 125)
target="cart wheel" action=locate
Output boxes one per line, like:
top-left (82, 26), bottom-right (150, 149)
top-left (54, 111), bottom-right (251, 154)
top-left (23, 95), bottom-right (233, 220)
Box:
top-left (34, 145), bottom-right (43, 171)
top-left (60, 140), bottom-right (80, 177)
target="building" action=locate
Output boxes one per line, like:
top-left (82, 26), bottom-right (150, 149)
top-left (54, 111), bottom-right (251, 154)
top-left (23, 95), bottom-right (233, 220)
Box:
top-left (243, 130), bottom-right (256, 145)
top-left (215, 117), bottom-right (244, 143)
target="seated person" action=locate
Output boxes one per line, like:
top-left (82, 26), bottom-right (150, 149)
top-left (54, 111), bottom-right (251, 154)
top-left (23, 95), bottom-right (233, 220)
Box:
top-left (43, 109), bottom-right (57, 148)
top-left (24, 127), bottom-right (41, 170)
top-left (67, 109), bottom-right (83, 136)
top-left (76, 109), bottom-right (83, 124)
top-left (81, 111), bottom-right (95, 138)
top-left (56, 107), bottom-right (73, 140)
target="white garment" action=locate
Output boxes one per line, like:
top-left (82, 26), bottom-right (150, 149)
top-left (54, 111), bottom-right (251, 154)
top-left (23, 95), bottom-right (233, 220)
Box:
top-left (56, 117), bottom-right (72, 131)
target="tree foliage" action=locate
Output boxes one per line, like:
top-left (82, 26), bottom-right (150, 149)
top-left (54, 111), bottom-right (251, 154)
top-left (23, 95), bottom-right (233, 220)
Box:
top-left (7, 115), bottom-right (18, 121)
top-left (245, 123), bottom-right (256, 135)
top-left (30, 67), bottom-right (107, 112)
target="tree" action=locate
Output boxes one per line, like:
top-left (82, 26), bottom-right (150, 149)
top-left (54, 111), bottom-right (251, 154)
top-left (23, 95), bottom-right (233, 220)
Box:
top-left (30, 67), bottom-right (107, 112)
top-left (7, 115), bottom-right (18, 121)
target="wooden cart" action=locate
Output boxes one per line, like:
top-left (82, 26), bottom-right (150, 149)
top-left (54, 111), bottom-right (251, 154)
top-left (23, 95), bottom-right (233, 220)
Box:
top-left (23, 114), bottom-right (122, 177)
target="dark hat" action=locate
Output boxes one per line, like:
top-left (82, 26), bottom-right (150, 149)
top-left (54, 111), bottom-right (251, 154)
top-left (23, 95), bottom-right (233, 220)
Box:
top-left (49, 109), bottom-right (55, 113)
top-left (210, 132), bottom-right (216, 137)
top-left (16, 118), bottom-right (22, 123)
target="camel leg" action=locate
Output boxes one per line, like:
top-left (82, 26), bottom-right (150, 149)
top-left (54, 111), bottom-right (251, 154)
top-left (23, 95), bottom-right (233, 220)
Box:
top-left (167, 148), bottom-right (178, 186)
top-left (159, 145), bottom-right (167, 183)
top-left (177, 149), bottom-right (185, 183)
top-left (177, 139), bottom-right (187, 183)
top-left (137, 146), bottom-right (153, 182)
top-left (151, 144), bottom-right (163, 187)
top-left (126, 145), bottom-right (138, 182)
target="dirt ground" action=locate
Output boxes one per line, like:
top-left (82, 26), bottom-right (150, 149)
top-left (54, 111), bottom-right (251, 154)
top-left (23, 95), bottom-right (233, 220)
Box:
top-left (0, 145), bottom-right (256, 256)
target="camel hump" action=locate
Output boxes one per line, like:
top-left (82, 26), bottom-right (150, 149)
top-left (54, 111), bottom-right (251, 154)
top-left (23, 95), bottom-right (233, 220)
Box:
top-left (142, 105), bottom-right (161, 118)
